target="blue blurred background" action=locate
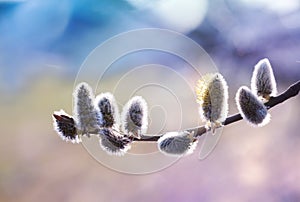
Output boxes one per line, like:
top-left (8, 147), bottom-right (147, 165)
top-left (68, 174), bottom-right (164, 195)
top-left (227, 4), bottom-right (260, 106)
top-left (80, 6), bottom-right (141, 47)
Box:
top-left (1, 0), bottom-right (299, 93)
top-left (0, 0), bottom-right (300, 202)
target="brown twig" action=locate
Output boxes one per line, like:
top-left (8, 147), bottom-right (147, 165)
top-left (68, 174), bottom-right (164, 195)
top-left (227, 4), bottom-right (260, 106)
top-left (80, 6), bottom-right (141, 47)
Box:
top-left (135, 80), bottom-right (300, 142)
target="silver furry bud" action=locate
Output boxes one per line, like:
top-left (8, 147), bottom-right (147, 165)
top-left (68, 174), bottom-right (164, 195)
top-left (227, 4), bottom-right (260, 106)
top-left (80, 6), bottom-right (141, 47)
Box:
top-left (196, 73), bottom-right (229, 131)
top-left (52, 110), bottom-right (81, 143)
top-left (251, 58), bottom-right (277, 102)
top-left (121, 96), bottom-right (148, 139)
top-left (236, 86), bottom-right (270, 127)
top-left (99, 128), bottom-right (132, 156)
top-left (73, 82), bottom-right (101, 136)
top-left (158, 131), bottom-right (198, 156)
top-left (95, 93), bottom-right (120, 129)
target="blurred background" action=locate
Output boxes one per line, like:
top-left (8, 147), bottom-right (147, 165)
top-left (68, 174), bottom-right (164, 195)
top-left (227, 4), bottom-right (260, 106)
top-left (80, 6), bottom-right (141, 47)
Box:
top-left (0, 0), bottom-right (300, 201)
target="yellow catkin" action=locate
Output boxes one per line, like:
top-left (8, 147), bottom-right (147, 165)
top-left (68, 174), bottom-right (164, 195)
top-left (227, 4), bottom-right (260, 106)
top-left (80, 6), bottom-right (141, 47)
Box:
top-left (196, 73), bottom-right (229, 131)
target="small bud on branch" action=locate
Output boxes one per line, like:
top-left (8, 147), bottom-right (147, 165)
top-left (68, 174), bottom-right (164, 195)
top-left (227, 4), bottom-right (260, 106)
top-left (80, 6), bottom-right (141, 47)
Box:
top-left (196, 73), bottom-right (229, 133)
top-left (121, 96), bottom-right (148, 139)
top-left (95, 92), bottom-right (120, 129)
top-left (158, 131), bottom-right (198, 156)
top-left (52, 110), bottom-right (80, 143)
top-left (251, 58), bottom-right (277, 102)
top-left (236, 86), bottom-right (270, 126)
top-left (99, 128), bottom-right (132, 156)
top-left (73, 82), bottom-right (101, 136)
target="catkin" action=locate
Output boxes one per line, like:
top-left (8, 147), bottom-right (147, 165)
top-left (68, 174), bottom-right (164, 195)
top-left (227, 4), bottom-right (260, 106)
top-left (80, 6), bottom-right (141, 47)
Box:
top-left (236, 86), bottom-right (270, 127)
top-left (53, 109), bottom-right (80, 143)
top-left (196, 73), bottom-right (229, 130)
top-left (158, 131), bottom-right (198, 156)
top-left (73, 82), bottom-right (101, 135)
top-left (95, 92), bottom-right (120, 129)
top-left (121, 96), bottom-right (148, 139)
top-left (251, 58), bottom-right (277, 101)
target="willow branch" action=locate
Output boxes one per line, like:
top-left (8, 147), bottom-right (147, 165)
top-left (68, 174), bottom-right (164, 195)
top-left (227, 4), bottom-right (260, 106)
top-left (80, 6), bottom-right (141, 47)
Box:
top-left (135, 80), bottom-right (300, 142)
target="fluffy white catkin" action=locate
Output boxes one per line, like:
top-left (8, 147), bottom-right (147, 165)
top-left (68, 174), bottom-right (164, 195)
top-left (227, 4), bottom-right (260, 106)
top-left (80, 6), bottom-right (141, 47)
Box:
top-left (99, 128), bottom-right (132, 156)
top-left (196, 73), bottom-right (229, 130)
top-left (236, 86), bottom-right (270, 127)
top-left (52, 109), bottom-right (81, 143)
top-left (95, 92), bottom-right (120, 129)
top-left (251, 58), bottom-right (277, 101)
top-left (73, 82), bottom-right (101, 136)
top-left (158, 131), bottom-right (198, 156)
top-left (121, 96), bottom-right (148, 139)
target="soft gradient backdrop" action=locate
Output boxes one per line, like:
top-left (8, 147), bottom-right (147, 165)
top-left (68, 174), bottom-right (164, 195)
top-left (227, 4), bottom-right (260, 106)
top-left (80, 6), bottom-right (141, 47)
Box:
top-left (0, 0), bottom-right (300, 201)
